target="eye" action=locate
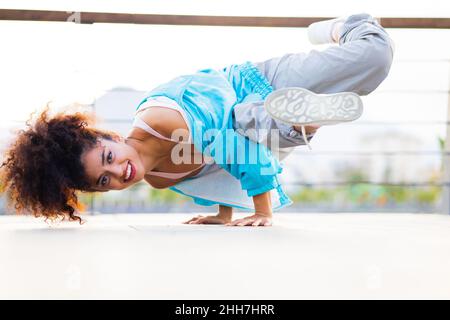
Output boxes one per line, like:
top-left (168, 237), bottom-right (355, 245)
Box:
top-left (107, 151), bottom-right (113, 164)
top-left (100, 175), bottom-right (109, 186)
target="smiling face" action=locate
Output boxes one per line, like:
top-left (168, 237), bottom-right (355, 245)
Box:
top-left (82, 137), bottom-right (146, 191)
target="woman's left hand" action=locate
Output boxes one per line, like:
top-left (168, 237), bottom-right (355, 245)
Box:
top-left (226, 213), bottom-right (272, 227)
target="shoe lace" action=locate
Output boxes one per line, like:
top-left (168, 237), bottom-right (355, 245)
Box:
top-left (301, 125), bottom-right (312, 151)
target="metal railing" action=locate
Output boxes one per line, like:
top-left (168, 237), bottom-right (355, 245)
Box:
top-left (0, 11), bottom-right (448, 214)
top-left (0, 9), bottom-right (449, 28)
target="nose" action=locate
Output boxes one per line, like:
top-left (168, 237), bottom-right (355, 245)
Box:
top-left (107, 163), bottom-right (125, 180)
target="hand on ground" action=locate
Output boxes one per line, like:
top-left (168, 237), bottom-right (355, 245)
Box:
top-left (226, 214), bottom-right (272, 227)
top-left (183, 214), bottom-right (230, 225)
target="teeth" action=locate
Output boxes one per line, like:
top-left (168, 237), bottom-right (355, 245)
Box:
top-left (125, 163), bottom-right (131, 180)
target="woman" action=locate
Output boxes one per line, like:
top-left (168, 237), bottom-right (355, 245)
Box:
top-left (0, 14), bottom-right (393, 226)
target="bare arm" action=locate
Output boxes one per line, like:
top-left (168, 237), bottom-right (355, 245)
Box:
top-left (218, 205), bottom-right (233, 222)
top-left (252, 191), bottom-right (273, 218)
top-left (226, 191), bottom-right (273, 227)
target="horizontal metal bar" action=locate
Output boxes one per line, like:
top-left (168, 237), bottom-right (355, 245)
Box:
top-left (375, 90), bottom-right (450, 94)
top-left (0, 9), bottom-right (449, 28)
top-left (345, 121), bottom-right (450, 125)
top-left (285, 181), bottom-right (449, 187)
top-left (289, 151), bottom-right (450, 156)
top-left (68, 119), bottom-right (450, 126)
top-left (110, 180), bottom-right (449, 189)
top-left (394, 59), bottom-right (450, 63)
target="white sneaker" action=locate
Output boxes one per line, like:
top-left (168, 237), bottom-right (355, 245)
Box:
top-left (264, 87), bottom-right (363, 149)
top-left (307, 17), bottom-right (347, 44)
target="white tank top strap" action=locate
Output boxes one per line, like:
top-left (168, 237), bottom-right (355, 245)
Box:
top-left (132, 117), bottom-right (179, 143)
top-left (133, 96), bottom-right (192, 144)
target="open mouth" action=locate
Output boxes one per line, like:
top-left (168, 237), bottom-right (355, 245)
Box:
top-left (124, 161), bottom-right (136, 183)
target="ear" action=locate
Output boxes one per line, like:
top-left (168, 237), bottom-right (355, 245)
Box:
top-left (112, 134), bottom-right (124, 143)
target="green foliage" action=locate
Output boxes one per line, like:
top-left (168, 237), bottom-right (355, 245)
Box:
top-left (414, 187), bottom-right (441, 204)
top-left (290, 187), bottom-right (334, 203)
top-left (289, 184), bottom-right (441, 207)
top-left (438, 136), bottom-right (445, 152)
top-left (147, 188), bottom-right (187, 204)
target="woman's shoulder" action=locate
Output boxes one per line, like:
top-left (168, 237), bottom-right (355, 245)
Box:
top-left (133, 107), bottom-right (190, 143)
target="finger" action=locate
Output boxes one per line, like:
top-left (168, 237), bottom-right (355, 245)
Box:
top-left (187, 216), bottom-right (206, 224)
top-left (252, 218), bottom-right (262, 227)
top-left (229, 219), bottom-right (241, 226)
top-left (196, 218), bottom-right (207, 224)
top-left (187, 215), bottom-right (204, 223)
top-left (228, 219), bottom-right (244, 226)
top-left (188, 218), bottom-right (206, 224)
top-left (237, 219), bottom-right (253, 226)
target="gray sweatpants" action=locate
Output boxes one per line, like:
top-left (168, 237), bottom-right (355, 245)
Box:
top-left (232, 13), bottom-right (394, 151)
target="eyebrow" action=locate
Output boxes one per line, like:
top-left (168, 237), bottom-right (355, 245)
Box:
top-left (95, 146), bottom-right (106, 186)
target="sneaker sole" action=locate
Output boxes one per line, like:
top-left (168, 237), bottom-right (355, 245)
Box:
top-left (264, 87), bottom-right (363, 126)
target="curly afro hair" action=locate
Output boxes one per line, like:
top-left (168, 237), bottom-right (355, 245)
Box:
top-left (0, 106), bottom-right (118, 223)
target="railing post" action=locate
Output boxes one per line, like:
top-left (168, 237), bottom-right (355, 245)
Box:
top-left (443, 64), bottom-right (450, 214)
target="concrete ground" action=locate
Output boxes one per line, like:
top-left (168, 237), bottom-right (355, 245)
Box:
top-left (1, 212), bottom-right (450, 299)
